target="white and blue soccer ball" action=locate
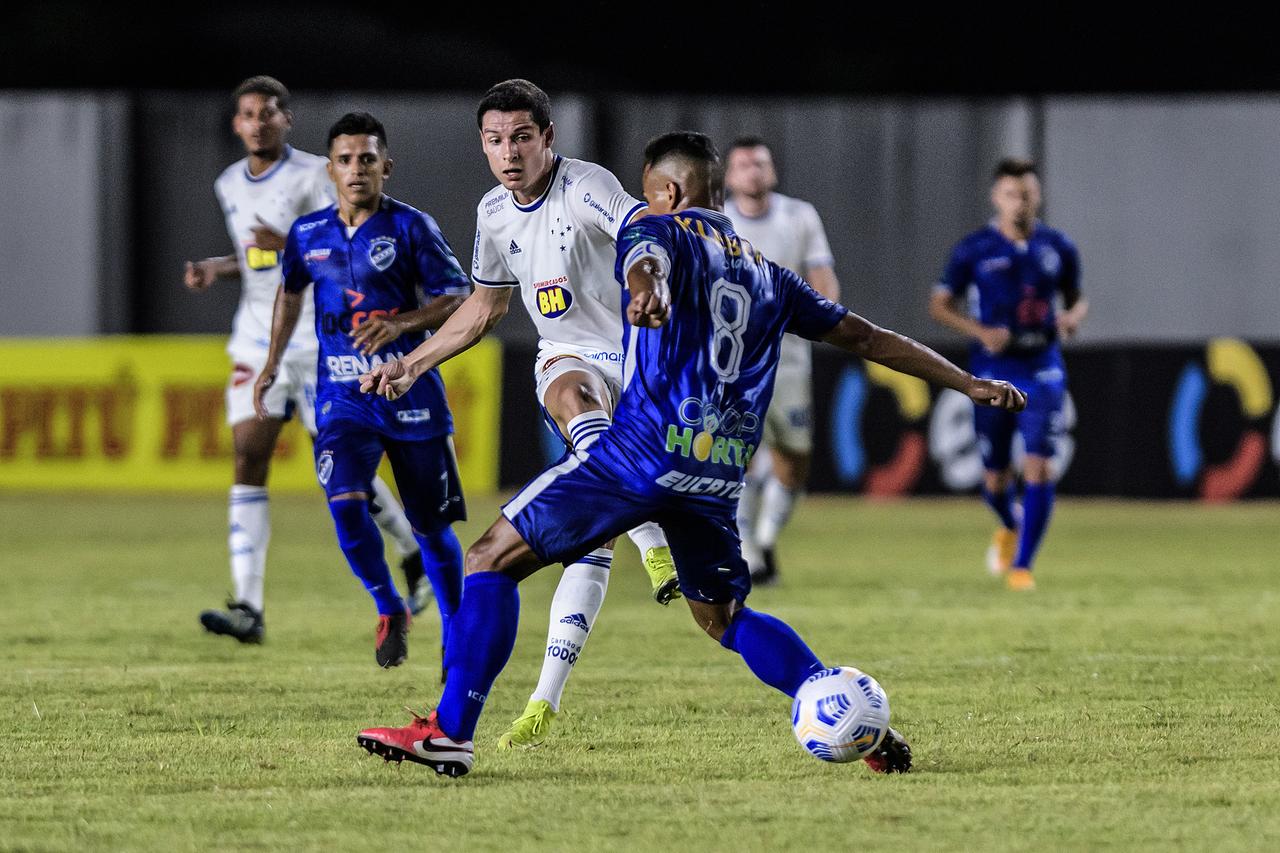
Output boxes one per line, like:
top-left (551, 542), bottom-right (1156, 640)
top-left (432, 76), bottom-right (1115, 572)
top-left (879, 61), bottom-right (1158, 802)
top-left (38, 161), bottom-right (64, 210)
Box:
top-left (791, 667), bottom-right (891, 762)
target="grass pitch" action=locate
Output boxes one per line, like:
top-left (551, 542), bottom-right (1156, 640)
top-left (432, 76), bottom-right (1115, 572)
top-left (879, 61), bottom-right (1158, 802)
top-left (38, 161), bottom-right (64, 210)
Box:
top-left (2, 492), bottom-right (1278, 851)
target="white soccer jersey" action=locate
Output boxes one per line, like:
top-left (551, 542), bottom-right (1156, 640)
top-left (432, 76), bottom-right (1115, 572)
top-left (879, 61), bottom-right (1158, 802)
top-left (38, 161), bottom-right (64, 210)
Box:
top-left (471, 155), bottom-right (646, 367)
top-left (724, 192), bottom-right (836, 375)
top-left (214, 145), bottom-right (335, 358)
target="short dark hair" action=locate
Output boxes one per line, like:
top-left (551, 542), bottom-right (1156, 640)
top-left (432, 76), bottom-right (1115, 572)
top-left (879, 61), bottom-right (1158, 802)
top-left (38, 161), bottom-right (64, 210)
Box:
top-left (327, 112), bottom-right (388, 152)
top-left (476, 79), bottom-right (552, 130)
top-left (727, 136), bottom-right (772, 157)
top-left (993, 157), bottom-right (1039, 181)
top-left (643, 131), bottom-right (724, 197)
top-left (233, 75), bottom-right (290, 110)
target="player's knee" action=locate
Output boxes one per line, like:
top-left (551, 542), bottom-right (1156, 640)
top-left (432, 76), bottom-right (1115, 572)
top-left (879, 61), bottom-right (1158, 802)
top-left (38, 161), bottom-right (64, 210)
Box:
top-left (463, 542), bottom-right (501, 577)
top-left (1023, 455), bottom-right (1053, 483)
top-left (329, 491), bottom-right (369, 504)
top-left (548, 374), bottom-right (607, 420)
top-left (984, 468), bottom-right (1013, 492)
top-left (234, 452), bottom-right (271, 486)
top-left (687, 600), bottom-right (733, 643)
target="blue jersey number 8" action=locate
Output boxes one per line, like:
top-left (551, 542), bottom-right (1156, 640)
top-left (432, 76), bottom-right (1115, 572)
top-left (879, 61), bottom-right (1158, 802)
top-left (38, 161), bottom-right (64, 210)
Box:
top-left (710, 278), bottom-right (752, 384)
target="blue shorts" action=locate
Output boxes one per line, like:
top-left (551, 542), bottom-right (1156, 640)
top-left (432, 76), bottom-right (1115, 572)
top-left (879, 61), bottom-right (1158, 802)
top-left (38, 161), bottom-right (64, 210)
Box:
top-left (314, 421), bottom-right (466, 532)
top-left (502, 450), bottom-right (750, 605)
top-left (972, 350), bottom-right (1067, 470)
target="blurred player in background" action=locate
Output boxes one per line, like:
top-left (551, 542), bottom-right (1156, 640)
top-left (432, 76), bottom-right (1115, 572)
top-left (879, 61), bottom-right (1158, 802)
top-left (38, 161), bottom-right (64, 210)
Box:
top-left (353, 131), bottom-right (1025, 777)
top-left (255, 112), bottom-right (471, 668)
top-left (928, 158), bottom-right (1088, 591)
top-left (341, 79), bottom-right (680, 749)
top-left (723, 137), bottom-right (840, 584)
top-left (183, 77), bottom-right (427, 644)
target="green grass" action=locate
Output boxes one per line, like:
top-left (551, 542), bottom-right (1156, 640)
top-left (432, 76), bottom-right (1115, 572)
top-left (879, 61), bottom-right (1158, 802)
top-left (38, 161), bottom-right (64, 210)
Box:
top-left (2, 493), bottom-right (1278, 851)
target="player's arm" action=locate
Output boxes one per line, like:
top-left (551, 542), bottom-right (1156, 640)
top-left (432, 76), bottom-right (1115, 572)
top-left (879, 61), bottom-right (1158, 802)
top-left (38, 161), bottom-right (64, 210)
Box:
top-left (927, 242), bottom-right (1010, 355)
top-left (805, 265), bottom-right (840, 302)
top-left (622, 240), bottom-right (671, 328)
top-left (183, 255), bottom-right (238, 292)
top-left (350, 295), bottom-right (467, 356)
top-left (359, 285), bottom-right (512, 400)
top-left (253, 285), bottom-right (305, 419)
top-left (801, 203), bottom-right (840, 302)
top-left (823, 312), bottom-right (1024, 411)
top-left (1056, 238), bottom-right (1088, 340)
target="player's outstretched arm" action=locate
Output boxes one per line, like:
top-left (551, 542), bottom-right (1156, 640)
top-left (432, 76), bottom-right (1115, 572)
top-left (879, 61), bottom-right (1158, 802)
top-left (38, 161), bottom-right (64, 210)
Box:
top-left (358, 286), bottom-right (512, 401)
top-left (823, 312), bottom-right (1026, 411)
top-left (183, 255), bottom-right (238, 292)
top-left (253, 286), bottom-right (304, 419)
top-left (350, 294), bottom-right (468, 356)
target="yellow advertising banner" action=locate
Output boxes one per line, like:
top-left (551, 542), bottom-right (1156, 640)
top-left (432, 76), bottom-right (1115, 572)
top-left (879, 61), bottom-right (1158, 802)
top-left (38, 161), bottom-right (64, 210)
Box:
top-left (0, 337), bottom-right (500, 493)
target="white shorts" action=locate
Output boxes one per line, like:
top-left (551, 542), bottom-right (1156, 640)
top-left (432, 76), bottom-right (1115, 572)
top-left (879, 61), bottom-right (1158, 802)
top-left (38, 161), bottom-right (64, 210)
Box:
top-left (533, 347), bottom-right (623, 412)
top-left (226, 348), bottom-right (317, 433)
top-left (762, 369), bottom-right (813, 453)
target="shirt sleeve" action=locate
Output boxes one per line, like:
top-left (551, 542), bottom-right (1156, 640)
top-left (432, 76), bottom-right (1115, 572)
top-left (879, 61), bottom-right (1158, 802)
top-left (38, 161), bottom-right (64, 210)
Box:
top-left (779, 263), bottom-right (848, 340)
top-left (1057, 234), bottom-right (1082, 296)
top-left (412, 212), bottom-right (472, 297)
top-left (471, 210), bottom-right (519, 288)
top-left (570, 164), bottom-right (647, 241)
top-left (615, 216), bottom-right (676, 285)
top-left (935, 239), bottom-right (973, 297)
top-left (799, 202), bottom-right (836, 271)
top-left (281, 225), bottom-right (310, 294)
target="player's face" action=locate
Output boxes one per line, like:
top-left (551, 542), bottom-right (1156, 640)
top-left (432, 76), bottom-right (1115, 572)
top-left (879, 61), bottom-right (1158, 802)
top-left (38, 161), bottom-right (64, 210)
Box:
top-left (327, 134), bottom-right (392, 207)
top-left (725, 145), bottom-right (776, 199)
top-left (479, 110), bottom-right (555, 200)
top-left (232, 93), bottom-right (291, 158)
top-left (991, 174), bottom-right (1041, 230)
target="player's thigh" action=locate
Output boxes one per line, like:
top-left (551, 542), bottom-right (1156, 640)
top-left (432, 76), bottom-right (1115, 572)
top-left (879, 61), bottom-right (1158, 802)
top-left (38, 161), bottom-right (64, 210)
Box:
top-left (974, 403), bottom-right (1017, 472)
top-left (313, 422), bottom-right (384, 500)
top-left (1017, 373), bottom-right (1067, 460)
top-left (383, 435), bottom-right (467, 532)
top-left (536, 353), bottom-right (619, 433)
top-left (653, 506), bottom-right (750, 607)
top-left (466, 515), bottom-right (546, 581)
top-left (502, 452), bottom-right (655, 568)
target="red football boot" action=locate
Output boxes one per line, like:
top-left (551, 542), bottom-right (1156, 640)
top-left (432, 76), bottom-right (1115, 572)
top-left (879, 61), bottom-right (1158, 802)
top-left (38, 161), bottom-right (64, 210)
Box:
top-left (357, 709), bottom-right (474, 777)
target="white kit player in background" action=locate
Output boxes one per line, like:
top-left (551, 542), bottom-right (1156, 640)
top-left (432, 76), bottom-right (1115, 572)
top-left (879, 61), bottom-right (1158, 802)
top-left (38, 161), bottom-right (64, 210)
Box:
top-left (723, 137), bottom-right (842, 585)
top-left (361, 79), bottom-right (680, 750)
top-left (182, 76), bottom-right (425, 643)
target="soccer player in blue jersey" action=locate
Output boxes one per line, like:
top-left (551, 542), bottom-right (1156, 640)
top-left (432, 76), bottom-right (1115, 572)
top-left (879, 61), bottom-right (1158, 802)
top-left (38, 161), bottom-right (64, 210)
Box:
top-left (928, 159), bottom-right (1088, 591)
top-left (353, 132), bottom-right (1024, 776)
top-left (253, 112), bottom-right (472, 668)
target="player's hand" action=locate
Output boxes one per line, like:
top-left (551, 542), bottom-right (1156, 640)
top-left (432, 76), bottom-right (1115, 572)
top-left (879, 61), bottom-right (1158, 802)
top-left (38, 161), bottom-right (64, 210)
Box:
top-left (253, 366), bottom-right (279, 420)
top-left (251, 216), bottom-right (286, 252)
top-left (627, 290), bottom-right (669, 328)
top-left (977, 326), bottom-right (1012, 355)
top-left (1057, 313), bottom-right (1081, 340)
top-left (184, 260), bottom-right (218, 292)
top-left (359, 359), bottom-right (415, 401)
top-left (967, 378), bottom-right (1026, 412)
top-left (351, 315), bottom-right (406, 356)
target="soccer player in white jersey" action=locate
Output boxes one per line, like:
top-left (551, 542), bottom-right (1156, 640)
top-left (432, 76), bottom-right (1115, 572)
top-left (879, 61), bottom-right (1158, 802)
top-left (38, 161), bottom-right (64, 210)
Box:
top-left (183, 76), bottom-right (425, 643)
top-left (723, 137), bottom-right (841, 585)
top-left (371, 79), bottom-right (680, 749)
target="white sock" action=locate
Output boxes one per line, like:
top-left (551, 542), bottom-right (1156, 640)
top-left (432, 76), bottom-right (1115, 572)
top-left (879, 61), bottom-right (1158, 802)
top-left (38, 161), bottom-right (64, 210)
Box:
top-left (530, 550), bottom-right (611, 711)
top-left (755, 476), bottom-right (800, 549)
top-left (228, 485), bottom-right (269, 611)
top-left (566, 410), bottom-right (611, 450)
top-left (369, 475), bottom-right (417, 557)
top-left (626, 521), bottom-right (668, 554)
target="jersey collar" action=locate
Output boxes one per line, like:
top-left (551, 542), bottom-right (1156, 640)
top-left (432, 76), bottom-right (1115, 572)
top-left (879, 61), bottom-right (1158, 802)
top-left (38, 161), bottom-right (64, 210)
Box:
top-left (691, 207), bottom-right (735, 233)
top-left (244, 145), bottom-right (293, 183)
top-left (511, 155), bottom-right (562, 213)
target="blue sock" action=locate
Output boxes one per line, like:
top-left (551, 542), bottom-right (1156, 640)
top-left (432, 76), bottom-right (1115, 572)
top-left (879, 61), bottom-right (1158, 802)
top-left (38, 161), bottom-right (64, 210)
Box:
top-left (720, 608), bottom-right (824, 697)
top-left (1013, 482), bottom-right (1055, 569)
top-left (329, 499), bottom-right (403, 616)
top-left (437, 572), bottom-right (520, 741)
top-left (982, 483), bottom-right (1019, 531)
top-left (413, 526), bottom-right (464, 645)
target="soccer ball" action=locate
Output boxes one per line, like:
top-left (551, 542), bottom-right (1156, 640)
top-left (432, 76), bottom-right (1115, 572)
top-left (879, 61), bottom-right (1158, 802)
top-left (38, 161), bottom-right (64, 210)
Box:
top-left (791, 667), bottom-right (891, 762)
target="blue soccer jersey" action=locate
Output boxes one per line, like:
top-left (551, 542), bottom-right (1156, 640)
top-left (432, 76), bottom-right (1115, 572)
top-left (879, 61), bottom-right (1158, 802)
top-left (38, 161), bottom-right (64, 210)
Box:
top-left (937, 222), bottom-right (1080, 372)
top-left (282, 196), bottom-right (471, 441)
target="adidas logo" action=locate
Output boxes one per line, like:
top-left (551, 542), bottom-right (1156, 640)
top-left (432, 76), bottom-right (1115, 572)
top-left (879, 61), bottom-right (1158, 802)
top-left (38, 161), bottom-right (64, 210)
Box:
top-left (559, 612), bottom-right (590, 632)
top-left (509, 240), bottom-right (522, 255)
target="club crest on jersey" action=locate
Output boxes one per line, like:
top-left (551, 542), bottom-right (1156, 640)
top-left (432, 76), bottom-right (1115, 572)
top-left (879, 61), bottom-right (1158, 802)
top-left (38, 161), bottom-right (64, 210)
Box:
top-left (535, 276), bottom-right (573, 318)
top-left (1038, 245), bottom-right (1061, 276)
top-left (368, 238), bottom-right (396, 271)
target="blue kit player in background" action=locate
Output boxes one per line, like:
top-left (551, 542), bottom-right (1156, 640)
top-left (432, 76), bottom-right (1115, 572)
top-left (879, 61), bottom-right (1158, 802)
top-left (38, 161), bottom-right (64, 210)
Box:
top-left (254, 112), bottom-right (472, 669)
top-left (352, 132), bottom-right (1025, 777)
top-left (929, 158), bottom-right (1089, 591)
